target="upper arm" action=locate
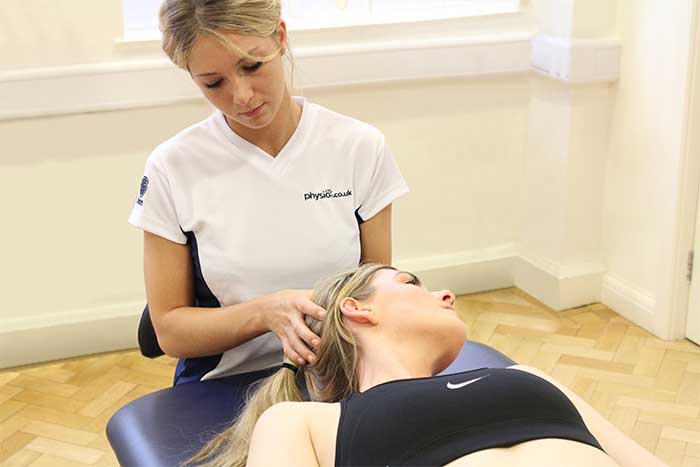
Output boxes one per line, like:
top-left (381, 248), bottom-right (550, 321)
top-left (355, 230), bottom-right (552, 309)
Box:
top-left (246, 403), bottom-right (320, 467)
top-left (510, 365), bottom-right (667, 467)
top-left (359, 203), bottom-right (392, 265)
top-left (143, 231), bottom-right (194, 335)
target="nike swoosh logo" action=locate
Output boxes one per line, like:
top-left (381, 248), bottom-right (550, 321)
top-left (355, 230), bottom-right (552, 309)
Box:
top-left (446, 374), bottom-right (489, 390)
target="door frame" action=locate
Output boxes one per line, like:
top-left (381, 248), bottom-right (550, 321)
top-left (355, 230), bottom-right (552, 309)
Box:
top-left (670, 0), bottom-right (700, 340)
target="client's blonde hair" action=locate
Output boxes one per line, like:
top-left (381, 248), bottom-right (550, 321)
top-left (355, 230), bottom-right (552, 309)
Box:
top-left (185, 263), bottom-right (395, 467)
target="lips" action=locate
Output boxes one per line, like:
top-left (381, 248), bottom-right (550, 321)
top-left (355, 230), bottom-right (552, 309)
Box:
top-left (240, 103), bottom-right (264, 116)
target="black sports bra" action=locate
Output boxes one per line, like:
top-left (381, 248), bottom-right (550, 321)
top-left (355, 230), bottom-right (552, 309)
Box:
top-left (334, 367), bottom-right (604, 467)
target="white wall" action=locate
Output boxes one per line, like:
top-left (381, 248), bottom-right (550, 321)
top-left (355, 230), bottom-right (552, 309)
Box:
top-left (0, 77), bottom-right (528, 321)
top-left (532, 0), bottom-right (617, 38)
top-left (0, 79), bottom-right (530, 368)
top-left (2, 0), bottom-right (698, 367)
top-left (0, 0), bottom-right (126, 69)
top-left (342, 76), bottom-right (528, 258)
top-left (0, 1), bottom-right (531, 367)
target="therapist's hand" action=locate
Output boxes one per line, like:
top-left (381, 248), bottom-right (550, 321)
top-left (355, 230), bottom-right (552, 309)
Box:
top-left (262, 289), bottom-right (326, 366)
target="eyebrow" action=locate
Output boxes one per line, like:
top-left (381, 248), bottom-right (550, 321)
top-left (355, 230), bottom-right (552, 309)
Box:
top-left (193, 45), bottom-right (262, 77)
top-left (394, 270), bottom-right (421, 284)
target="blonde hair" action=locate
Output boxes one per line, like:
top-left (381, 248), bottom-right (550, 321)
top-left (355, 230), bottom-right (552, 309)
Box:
top-left (158, 0), bottom-right (297, 92)
top-left (184, 263), bottom-right (395, 467)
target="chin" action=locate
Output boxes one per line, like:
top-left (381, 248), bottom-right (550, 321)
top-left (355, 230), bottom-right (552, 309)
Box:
top-left (431, 320), bottom-right (468, 374)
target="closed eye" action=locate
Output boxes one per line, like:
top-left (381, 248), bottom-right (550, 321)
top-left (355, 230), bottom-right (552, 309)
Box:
top-left (405, 273), bottom-right (422, 286)
top-left (243, 61), bottom-right (263, 72)
top-left (204, 62), bottom-right (263, 89)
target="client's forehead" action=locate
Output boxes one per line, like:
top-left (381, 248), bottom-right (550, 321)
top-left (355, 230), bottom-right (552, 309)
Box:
top-left (372, 269), bottom-right (408, 287)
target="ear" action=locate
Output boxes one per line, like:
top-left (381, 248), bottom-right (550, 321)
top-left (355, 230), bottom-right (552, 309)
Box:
top-left (276, 19), bottom-right (288, 49)
top-left (339, 297), bottom-right (378, 326)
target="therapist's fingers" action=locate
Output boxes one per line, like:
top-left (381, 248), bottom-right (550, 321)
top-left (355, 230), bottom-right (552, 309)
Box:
top-left (298, 301), bottom-right (324, 351)
top-left (295, 317), bottom-right (322, 352)
top-left (300, 298), bottom-right (327, 322)
top-left (287, 323), bottom-right (317, 365)
top-left (279, 335), bottom-right (306, 366)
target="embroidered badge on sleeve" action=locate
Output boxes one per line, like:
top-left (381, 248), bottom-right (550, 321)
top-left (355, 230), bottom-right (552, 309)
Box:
top-left (136, 176), bottom-right (149, 206)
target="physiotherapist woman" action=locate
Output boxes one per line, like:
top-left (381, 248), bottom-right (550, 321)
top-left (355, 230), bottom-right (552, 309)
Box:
top-left (128, 0), bottom-right (409, 386)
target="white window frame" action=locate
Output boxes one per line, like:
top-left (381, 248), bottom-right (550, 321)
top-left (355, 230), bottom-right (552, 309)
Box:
top-left (121, 0), bottom-right (523, 42)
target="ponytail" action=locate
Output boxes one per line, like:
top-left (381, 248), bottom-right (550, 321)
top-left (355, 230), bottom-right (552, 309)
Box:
top-left (184, 364), bottom-right (305, 467)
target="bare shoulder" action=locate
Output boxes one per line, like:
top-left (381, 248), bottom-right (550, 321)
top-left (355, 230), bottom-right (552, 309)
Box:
top-left (249, 401), bottom-right (342, 467)
top-left (258, 401), bottom-right (339, 426)
top-left (258, 401), bottom-right (310, 423)
top-left (305, 400), bottom-right (342, 412)
top-left (302, 401), bottom-right (342, 431)
top-left (304, 402), bottom-right (342, 467)
top-left (248, 402), bottom-right (322, 467)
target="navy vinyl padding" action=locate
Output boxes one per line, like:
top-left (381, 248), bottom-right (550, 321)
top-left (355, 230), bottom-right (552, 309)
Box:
top-left (106, 341), bottom-right (515, 467)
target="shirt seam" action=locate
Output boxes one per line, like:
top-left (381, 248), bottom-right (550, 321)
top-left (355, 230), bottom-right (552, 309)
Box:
top-left (129, 212), bottom-right (187, 244)
top-left (357, 183), bottom-right (409, 221)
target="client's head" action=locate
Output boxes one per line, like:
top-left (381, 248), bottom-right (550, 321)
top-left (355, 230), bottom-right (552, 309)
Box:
top-left (306, 263), bottom-right (465, 401)
top-left (186, 263), bottom-right (466, 467)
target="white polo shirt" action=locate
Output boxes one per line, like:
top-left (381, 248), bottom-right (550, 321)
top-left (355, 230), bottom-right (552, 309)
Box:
top-left (128, 96), bottom-right (409, 383)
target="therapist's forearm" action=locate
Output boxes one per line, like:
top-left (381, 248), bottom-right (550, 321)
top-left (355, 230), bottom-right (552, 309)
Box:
top-left (157, 295), bottom-right (273, 359)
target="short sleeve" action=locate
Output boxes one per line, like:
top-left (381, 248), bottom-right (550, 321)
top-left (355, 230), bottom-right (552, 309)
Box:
top-left (127, 157), bottom-right (187, 244)
top-left (355, 137), bottom-right (410, 222)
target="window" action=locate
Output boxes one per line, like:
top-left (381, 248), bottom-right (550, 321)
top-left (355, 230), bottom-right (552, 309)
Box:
top-left (121, 0), bottom-right (521, 41)
top-left (121, 0), bottom-right (162, 41)
top-left (285, 0), bottom-right (521, 29)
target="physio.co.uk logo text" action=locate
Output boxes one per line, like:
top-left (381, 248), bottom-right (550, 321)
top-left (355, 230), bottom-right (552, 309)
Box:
top-left (304, 188), bottom-right (352, 201)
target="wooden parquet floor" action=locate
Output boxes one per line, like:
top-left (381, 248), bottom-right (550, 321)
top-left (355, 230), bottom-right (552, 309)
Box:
top-left (1, 287), bottom-right (699, 466)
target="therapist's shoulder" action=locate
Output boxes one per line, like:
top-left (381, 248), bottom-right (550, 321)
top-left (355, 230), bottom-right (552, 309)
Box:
top-left (312, 101), bottom-right (385, 144)
top-left (145, 113), bottom-right (220, 169)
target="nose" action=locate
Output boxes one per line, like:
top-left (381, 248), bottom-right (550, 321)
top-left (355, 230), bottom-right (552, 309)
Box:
top-left (431, 289), bottom-right (455, 306)
top-left (231, 76), bottom-right (254, 108)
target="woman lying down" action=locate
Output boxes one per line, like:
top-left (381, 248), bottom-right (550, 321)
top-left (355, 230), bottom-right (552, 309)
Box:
top-left (187, 263), bottom-right (666, 467)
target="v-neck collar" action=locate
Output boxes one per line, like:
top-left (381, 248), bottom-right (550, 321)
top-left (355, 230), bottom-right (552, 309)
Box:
top-left (215, 96), bottom-right (310, 175)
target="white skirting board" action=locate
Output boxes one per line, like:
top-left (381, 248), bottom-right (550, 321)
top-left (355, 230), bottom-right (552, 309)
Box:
top-left (395, 243), bottom-right (518, 296)
top-left (1, 303), bottom-right (142, 370)
top-left (601, 273), bottom-right (656, 334)
top-left (513, 255), bottom-right (605, 311)
top-left (1, 250), bottom-right (658, 369)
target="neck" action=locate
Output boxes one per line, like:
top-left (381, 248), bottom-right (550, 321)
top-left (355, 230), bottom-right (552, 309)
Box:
top-left (355, 336), bottom-right (434, 392)
top-left (225, 89), bottom-right (301, 157)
